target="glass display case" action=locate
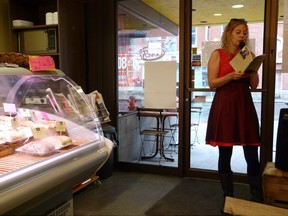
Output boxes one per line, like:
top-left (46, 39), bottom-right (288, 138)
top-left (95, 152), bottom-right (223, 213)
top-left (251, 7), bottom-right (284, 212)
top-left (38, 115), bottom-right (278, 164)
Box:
top-left (0, 67), bottom-right (113, 215)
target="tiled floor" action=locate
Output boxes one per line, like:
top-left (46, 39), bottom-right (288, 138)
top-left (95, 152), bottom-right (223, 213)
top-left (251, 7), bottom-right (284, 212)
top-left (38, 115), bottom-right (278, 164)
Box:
top-left (73, 171), bottom-right (182, 216)
top-left (73, 170), bottom-right (253, 216)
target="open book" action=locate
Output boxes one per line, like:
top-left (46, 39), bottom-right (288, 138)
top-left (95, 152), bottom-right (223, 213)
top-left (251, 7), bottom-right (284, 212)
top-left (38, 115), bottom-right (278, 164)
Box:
top-left (230, 46), bottom-right (266, 74)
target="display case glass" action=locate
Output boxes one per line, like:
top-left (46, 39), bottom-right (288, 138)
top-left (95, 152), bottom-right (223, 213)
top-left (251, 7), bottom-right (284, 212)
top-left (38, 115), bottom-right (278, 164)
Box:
top-left (0, 67), bottom-right (112, 215)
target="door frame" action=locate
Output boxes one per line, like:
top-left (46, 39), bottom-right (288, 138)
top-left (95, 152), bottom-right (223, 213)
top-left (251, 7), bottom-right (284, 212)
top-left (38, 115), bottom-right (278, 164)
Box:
top-left (115, 0), bottom-right (279, 180)
top-left (178, 0), bottom-right (279, 181)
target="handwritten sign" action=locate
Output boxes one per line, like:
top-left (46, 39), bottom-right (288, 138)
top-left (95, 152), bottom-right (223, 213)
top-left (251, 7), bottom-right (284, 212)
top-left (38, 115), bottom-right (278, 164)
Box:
top-left (18, 108), bottom-right (31, 118)
top-left (56, 121), bottom-right (67, 132)
top-left (31, 127), bottom-right (46, 139)
top-left (0, 116), bottom-right (16, 129)
top-left (40, 112), bottom-right (50, 120)
top-left (29, 56), bottom-right (56, 72)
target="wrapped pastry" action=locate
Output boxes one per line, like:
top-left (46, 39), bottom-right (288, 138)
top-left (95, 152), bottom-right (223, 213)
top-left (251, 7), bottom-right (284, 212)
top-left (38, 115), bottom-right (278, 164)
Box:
top-left (16, 140), bottom-right (56, 156)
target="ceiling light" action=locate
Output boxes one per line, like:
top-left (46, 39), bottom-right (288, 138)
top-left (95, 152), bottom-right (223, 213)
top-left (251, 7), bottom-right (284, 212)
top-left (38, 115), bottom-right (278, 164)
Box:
top-left (232, 4), bottom-right (244, 8)
top-left (214, 13), bottom-right (222, 16)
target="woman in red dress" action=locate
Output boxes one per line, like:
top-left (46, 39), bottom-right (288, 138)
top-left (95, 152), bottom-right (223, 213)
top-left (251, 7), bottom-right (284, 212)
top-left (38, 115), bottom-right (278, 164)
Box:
top-left (205, 18), bottom-right (263, 208)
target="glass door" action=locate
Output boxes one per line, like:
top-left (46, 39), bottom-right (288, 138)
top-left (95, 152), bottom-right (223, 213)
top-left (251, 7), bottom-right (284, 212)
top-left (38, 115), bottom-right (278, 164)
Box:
top-left (188, 0), bottom-right (266, 174)
top-left (116, 0), bottom-right (281, 177)
top-left (117, 0), bottom-right (180, 168)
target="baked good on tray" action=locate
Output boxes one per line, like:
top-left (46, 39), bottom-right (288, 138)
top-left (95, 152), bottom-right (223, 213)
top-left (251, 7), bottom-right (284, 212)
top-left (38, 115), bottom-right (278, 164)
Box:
top-left (16, 135), bottom-right (73, 156)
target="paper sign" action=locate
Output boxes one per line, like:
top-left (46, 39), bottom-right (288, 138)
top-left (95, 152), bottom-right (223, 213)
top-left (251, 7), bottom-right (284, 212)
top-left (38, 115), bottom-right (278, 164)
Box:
top-left (0, 116), bottom-right (16, 129)
top-left (144, 61), bottom-right (177, 109)
top-left (29, 56), bottom-right (56, 72)
top-left (56, 121), bottom-right (67, 132)
top-left (31, 127), bottom-right (46, 139)
top-left (18, 108), bottom-right (31, 118)
top-left (3, 103), bottom-right (17, 113)
top-left (41, 112), bottom-right (50, 120)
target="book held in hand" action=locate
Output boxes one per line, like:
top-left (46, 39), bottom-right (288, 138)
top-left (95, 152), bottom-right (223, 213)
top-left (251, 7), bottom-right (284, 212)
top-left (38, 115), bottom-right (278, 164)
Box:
top-left (230, 46), bottom-right (266, 74)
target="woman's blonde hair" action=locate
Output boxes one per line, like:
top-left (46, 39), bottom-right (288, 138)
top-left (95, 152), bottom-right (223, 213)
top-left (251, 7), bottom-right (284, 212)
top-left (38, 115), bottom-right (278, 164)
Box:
top-left (221, 19), bottom-right (249, 52)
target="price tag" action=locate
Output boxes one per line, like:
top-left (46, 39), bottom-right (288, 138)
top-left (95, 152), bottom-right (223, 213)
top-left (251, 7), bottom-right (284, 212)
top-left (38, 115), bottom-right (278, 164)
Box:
top-left (18, 108), bottom-right (31, 118)
top-left (41, 112), bottom-right (50, 120)
top-left (3, 103), bottom-right (17, 114)
top-left (56, 121), bottom-right (66, 132)
top-left (10, 117), bottom-right (17, 129)
top-left (29, 56), bottom-right (56, 72)
top-left (0, 116), bottom-right (17, 129)
top-left (31, 127), bottom-right (46, 139)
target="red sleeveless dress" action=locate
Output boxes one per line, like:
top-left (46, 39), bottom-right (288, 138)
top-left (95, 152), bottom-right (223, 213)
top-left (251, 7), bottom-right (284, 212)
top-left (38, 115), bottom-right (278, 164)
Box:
top-left (205, 49), bottom-right (261, 147)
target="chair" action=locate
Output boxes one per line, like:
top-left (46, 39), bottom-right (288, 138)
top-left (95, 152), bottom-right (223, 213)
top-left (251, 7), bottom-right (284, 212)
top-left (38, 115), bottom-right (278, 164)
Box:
top-left (148, 109), bottom-right (178, 156)
top-left (162, 107), bottom-right (202, 152)
top-left (164, 111), bottom-right (179, 155)
top-left (191, 106), bottom-right (202, 146)
top-left (136, 108), bottom-right (168, 162)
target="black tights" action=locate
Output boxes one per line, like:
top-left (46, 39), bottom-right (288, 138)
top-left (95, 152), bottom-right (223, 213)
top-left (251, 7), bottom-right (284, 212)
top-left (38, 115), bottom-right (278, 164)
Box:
top-left (218, 145), bottom-right (261, 176)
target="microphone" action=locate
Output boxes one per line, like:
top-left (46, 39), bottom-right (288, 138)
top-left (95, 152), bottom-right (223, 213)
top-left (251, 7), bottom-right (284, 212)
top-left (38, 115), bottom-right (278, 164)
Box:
top-left (239, 41), bottom-right (245, 49)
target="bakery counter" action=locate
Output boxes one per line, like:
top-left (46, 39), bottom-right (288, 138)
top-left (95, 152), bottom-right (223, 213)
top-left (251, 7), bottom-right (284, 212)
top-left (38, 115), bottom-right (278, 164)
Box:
top-left (0, 109), bottom-right (113, 215)
top-left (0, 136), bottom-right (113, 215)
top-left (0, 67), bottom-right (112, 215)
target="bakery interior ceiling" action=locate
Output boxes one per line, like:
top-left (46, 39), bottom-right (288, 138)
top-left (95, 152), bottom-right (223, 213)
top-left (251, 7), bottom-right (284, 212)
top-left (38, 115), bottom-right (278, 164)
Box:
top-left (118, 0), bottom-right (284, 34)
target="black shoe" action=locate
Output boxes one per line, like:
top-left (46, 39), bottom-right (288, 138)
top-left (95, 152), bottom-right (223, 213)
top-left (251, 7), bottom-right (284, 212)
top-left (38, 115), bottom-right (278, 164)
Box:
top-left (248, 176), bottom-right (263, 203)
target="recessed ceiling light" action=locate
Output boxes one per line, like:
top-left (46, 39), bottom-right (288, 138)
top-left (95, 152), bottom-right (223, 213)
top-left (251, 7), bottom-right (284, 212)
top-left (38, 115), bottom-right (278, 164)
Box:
top-left (232, 4), bottom-right (244, 8)
top-left (214, 13), bottom-right (222, 16)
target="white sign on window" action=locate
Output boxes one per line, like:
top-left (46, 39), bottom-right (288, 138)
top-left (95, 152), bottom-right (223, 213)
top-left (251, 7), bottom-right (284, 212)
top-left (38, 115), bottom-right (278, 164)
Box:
top-left (144, 61), bottom-right (176, 109)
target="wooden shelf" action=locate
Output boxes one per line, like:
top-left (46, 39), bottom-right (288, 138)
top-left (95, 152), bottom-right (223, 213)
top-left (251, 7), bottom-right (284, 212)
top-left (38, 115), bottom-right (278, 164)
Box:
top-left (22, 53), bottom-right (60, 56)
top-left (12, 24), bottom-right (58, 31)
top-left (9, 0), bottom-right (60, 69)
top-left (72, 174), bottom-right (100, 193)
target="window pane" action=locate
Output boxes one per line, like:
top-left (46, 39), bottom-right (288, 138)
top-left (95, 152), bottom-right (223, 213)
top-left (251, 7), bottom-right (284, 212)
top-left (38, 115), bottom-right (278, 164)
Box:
top-left (117, 1), bottom-right (179, 167)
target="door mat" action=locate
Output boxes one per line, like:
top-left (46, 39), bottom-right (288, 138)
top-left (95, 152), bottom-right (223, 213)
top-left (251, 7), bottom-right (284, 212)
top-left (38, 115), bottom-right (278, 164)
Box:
top-left (145, 177), bottom-right (250, 216)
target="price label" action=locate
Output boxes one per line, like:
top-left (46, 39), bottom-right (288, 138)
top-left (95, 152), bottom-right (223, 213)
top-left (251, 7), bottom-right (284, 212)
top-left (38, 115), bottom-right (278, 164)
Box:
top-left (56, 121), bottom-right (66, 132)
top-left (0, 116), bottom-right (17, 129)
top-left (41, 112), bottom-right (50, 120)
top-left (31, 127), bottom-right (46, 139)
top-left (11, 118), bottom-right (17, 129)
top-left (18, 108), bottom-right (31, 118)
top-left (29, 56), bottom-right (56, 72)
top-left (3, 103), bottom-right (17, 114)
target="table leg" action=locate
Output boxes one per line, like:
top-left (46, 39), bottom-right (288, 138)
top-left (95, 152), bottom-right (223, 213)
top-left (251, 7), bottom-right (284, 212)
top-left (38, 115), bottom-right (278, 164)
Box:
top-left (141, 117), bottom-right (160, 159)
top-left (160, 116), bottom-right (174, 162)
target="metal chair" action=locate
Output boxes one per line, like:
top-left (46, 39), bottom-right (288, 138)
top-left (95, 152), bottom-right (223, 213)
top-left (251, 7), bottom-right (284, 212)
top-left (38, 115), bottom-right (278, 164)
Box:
top-left (191, 106), bottom-right (202, 146)
top-left (137, 108), bottom-right (168, 162)
top-left (164, 111), bottom-right (179, 155)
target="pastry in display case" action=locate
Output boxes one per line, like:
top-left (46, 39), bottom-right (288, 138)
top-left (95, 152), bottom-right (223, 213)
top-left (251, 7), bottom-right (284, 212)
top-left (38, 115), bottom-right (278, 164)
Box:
top-left (0, 67), bottom-right (113, 215)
